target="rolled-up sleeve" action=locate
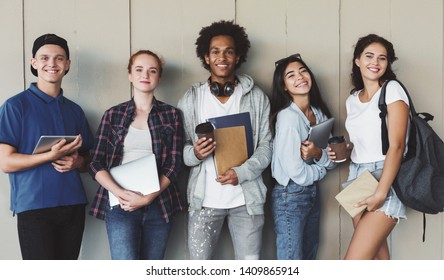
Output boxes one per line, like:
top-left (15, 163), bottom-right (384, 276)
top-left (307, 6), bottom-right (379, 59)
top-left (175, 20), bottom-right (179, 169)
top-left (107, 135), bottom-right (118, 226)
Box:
top-left (88, 111), bottom-right (112, 179)
top-left (273, 126), bottom-right (326, 186)
top-left (160, 110), bottom-right (184, 182)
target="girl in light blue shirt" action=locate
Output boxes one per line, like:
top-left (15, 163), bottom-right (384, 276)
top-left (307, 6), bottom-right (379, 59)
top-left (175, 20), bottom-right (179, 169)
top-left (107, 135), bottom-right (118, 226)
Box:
top-left (270, 54), bottom-right (335, 260)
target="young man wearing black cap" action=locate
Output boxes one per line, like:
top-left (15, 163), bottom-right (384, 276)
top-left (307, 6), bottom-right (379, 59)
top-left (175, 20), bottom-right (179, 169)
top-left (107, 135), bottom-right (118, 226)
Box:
top-left (178, 20), bottom-right (272, 260)
top-left (0, 34), bottom-right (93, 259)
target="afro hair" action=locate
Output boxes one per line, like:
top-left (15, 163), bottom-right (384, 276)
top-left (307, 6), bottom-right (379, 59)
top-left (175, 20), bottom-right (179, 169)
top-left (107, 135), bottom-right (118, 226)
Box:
top-left (195, 20), bottom-right (251, 71)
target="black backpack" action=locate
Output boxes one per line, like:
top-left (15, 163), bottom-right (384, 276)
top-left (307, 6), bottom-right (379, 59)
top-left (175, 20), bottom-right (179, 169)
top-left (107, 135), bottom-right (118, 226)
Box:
top-left (378, 80), bottom-right (444, 241)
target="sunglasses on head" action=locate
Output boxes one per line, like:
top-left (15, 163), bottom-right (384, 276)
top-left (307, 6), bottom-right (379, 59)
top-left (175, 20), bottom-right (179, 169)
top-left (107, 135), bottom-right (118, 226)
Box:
top-left (274, 53), bottom-right (302, 67)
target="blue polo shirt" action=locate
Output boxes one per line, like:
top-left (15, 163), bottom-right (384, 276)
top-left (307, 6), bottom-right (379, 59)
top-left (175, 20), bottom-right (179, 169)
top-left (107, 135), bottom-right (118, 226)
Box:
top-left (0, 83), bottom-right (94, 214)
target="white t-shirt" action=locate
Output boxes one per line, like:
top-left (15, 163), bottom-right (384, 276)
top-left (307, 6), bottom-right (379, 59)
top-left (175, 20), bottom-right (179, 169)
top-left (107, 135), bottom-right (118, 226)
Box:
top-left (108, 125), bottom-right (153, 206)
top-left (200, 83), bottom-right (245, 209)
top-left (345, 81), bottom-right (409, 163)
top-left (122, 125), bottom-right (153, 164)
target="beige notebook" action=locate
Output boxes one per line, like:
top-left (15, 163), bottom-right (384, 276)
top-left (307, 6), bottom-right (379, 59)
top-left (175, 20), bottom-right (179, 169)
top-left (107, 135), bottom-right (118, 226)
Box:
top-left (335, 170), bottom-right (379, 218)
top-left (213, 126), bottom-right (248, 175)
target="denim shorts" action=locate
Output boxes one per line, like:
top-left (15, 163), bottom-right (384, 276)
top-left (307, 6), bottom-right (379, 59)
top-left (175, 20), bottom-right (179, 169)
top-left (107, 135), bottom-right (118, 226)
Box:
top-left (347, 160), bottom-right (406, 220)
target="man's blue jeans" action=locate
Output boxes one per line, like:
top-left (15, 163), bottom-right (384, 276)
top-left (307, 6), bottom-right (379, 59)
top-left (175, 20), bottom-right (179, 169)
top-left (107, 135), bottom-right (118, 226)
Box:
top-left (272, 181), bottom-right (320, 260)
top-left (105, 201), bottom-right (172, 260)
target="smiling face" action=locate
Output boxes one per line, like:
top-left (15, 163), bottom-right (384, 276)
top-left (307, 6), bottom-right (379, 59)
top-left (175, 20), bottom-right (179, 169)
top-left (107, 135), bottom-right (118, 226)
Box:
top-left (204, 35), bottom-right (240, 83)
top-left (355, 42), bottom-right (388, 83)
top-left (31, 44), bottom-right (70, 85)
top-left (128, 53), bottom-right (161, 95)
top-left (283, 61), bottom-right (312, 100)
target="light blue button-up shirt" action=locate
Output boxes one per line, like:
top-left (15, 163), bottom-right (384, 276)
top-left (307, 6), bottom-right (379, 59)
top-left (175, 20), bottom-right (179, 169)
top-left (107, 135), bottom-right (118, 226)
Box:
top-left (271, 102), bottom-right (335, 187)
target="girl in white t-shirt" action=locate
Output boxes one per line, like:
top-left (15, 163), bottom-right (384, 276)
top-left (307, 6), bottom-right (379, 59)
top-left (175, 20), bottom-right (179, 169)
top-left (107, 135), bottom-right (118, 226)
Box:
top-left (330, 34), bottom-right (410, 260)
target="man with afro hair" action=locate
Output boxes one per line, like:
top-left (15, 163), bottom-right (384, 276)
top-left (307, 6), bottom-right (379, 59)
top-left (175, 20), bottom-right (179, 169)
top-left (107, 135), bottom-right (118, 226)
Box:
top-left (178, 20), bottom-right (272, 260)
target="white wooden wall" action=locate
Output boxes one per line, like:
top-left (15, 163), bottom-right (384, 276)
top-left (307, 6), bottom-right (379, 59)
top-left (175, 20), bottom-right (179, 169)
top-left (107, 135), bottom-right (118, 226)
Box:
top-left (0, 0), bottom-right (443, 260)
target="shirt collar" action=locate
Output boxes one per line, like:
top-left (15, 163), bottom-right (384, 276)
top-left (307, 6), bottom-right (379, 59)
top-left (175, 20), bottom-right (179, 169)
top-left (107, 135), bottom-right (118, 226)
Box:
top-left (151, 97), bottom-right (160, 113)
top-left (290, 102), bottom-right (321, 126)
top-left (29, 83), bottom-right (65, 104)
top-left (129, 96), bottom-right (160, 114)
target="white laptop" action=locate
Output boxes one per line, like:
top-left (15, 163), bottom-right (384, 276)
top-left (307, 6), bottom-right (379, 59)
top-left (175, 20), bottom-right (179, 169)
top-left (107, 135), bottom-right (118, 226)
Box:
top-left (109, 154), bottom-right (160, 207)
top-left (307, 118), bottom-right (334, 149)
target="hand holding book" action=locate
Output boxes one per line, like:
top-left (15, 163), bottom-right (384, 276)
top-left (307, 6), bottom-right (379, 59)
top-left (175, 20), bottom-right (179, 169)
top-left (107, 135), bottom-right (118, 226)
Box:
top-left (335, 170), bottom-right (380, 218)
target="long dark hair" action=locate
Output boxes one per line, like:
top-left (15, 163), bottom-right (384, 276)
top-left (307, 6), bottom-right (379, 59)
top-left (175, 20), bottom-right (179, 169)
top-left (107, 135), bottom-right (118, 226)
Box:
top-left (270, 55), bottom-right (332, 137)
top-left (351, 34), bottom-right (397, 93)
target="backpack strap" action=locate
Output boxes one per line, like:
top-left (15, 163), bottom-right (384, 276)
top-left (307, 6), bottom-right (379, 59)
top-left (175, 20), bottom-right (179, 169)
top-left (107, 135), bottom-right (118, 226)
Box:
top-left (377, 79), bottom-right (417, 155)
top-left (378, 81), bottom-right (390, 155)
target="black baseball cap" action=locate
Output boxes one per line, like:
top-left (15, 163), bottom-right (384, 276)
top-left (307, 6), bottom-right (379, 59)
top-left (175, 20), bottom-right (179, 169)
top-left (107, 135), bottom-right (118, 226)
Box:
top-left (31, 33), bottom-right (70, 77)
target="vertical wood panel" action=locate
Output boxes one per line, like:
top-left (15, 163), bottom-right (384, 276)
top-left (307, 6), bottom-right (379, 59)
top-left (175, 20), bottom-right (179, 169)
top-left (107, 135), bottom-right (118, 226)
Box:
top-left (130, 0), bottom-right (190, 259)
top-left (131, 0), bottom-right (235, 260)
top-left (132, 0), bottom-right (235, 106)
top-left (237, 0), bottom-right (287, 94)
top-left (286, 0), bottom-right (341, 260)
top-left (237, 0), bottom-right (287, 260)
top-left (181, 1), bottom-right (236, 259)
top-left (340, 0), bottom-right (444, 260)
top-left (0, 0), bottom-right (24, 260)
top-left (339, 0), bottom-right (392, 259)
top-left (390, 0), bottom-right (444, 260)
top-left (180, 0), bottom-right (235, 99)
top-left (23, 0), bottom-right (78, 87)
top-left (131, 0), bottom-right (184, 107)
top-left (23, 0), bottom-right (130, 260)
top-left (73, 0), bottom-right (131, 260)
top-left (73, 0), bottom-right (131, 131)
top-left (180, 0), bottom-right (236, 260)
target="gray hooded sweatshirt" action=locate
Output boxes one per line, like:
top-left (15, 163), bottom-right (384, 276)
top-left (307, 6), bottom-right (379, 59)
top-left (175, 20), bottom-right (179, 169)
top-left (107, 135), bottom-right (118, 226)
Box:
top-left (177, 74), bottom-right (272, 215)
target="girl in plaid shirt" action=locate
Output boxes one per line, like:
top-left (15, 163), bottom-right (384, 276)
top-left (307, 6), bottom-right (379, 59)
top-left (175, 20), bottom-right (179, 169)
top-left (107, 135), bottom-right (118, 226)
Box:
top-left (88, 50), bottom-right (184, 260)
